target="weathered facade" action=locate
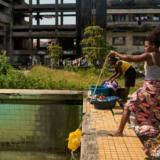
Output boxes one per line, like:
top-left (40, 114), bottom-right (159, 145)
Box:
top-left (106, 0), bottom-right (160, 55)
top-left (1, 0), bottom-right (160, 66)
top-left (0, 0), bottom-right (12, 57)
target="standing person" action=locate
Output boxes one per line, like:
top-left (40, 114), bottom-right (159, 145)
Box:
top-left (59, 60), bottom-right (63, 66)
top-left (108, 57), bottom-right (136, 104)
top-left (34, 60), bottom-right (36, 66)
top-left (107, 29), bottom-right (160, 136)
top-left (27, 62), bottom-right (30, 69)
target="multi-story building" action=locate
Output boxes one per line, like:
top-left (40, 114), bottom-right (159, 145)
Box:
top-left (106, 0), bottom-right (160, 56)
top-left (12, 0), bottom-right (79, 67)
top-left (2, 0), bottom-right (160, 67)
top-left (0, 0), bottom-right (12, 55)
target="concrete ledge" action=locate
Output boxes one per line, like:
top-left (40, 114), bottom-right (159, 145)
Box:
top-left (0, 89), bottom-right (88, 95)
top-left (81, 101), bottom-right (148, 160)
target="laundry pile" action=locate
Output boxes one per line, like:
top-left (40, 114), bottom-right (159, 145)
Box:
top-left (101, 80), bottom-right (118, 91)
top-left (128, 125), bottom-right (160, 137)
top-left (93, 94), bottom-right (117, 102)
top-left (128, 125), bottom-right (160, 158)
top-left (32, 15), bottom-right (56, 20)
top-left (143, 134), bottom-right (160, 159)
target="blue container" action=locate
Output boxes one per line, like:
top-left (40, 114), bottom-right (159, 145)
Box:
top-left (87, 97), bottom-right (119, 109)
top-left (89, 86), bottom-right (110, 96)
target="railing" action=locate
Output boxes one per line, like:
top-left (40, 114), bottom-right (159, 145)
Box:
top-left (107, 21), bottom-right (160, 27)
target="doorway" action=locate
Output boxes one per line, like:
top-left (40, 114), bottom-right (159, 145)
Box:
top-left (40, 56), bottom-right (44, 65)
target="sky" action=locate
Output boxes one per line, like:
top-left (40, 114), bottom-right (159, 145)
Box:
top-left (25, 0), bottom-right (76, 4)
top-left (24, 0), bottom-right (76, 42)
top-left (24, 0), bottom-right (76, 25)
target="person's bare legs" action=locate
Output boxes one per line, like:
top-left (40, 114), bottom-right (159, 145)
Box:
top-left (108, 104), bottom-right (131, 136)
top-left (120, 87), bottom-right (130, 103)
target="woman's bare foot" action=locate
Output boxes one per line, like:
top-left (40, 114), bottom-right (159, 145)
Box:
top-left (107, 130), bottom-right (123, 137)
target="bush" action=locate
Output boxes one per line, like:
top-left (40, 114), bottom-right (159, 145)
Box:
top-left (0, 53), bottom-right (143, 94)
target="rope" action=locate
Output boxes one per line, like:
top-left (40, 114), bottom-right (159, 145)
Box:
top-left (79, 55), bottom-right (109, 129)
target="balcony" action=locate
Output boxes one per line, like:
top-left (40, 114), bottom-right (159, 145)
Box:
top-left (13, 4), bottom-right (76, 12)
top-left (12, 31), bottom-right (76, 38)
top-left (107, 21), bottom-right (160, 30)
top-left (12, 25), bottom-right (76, 30)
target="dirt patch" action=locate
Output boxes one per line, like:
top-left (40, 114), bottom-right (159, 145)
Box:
top-left (23, 70), bottom-right (30, 76)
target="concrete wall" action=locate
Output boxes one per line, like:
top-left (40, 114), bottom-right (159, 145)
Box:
top-left (0, 12), bottom-right (10, 24)
top-left (106, 30), bottom-right (151, 55)
top-left (0, 93), bottom-right (83, 153)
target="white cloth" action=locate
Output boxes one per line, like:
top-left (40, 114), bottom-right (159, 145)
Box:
top-left (144, 53), bottom-right (160, 80)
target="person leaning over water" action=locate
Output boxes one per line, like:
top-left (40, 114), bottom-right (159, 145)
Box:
top-left (107, 28), bottom-right (160, 137)
top-left (108, 57), bottom-right (136, 104)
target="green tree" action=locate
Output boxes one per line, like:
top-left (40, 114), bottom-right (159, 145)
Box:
top-left (0, 51), bottom-right (12, 75)
top-left (81, 26), bottom-right (116, 67)
top-left (47, 45), bottom-right (63, 69)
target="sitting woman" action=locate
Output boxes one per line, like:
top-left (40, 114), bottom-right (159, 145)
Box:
top-left (108, 29), bottom-right (160, 136)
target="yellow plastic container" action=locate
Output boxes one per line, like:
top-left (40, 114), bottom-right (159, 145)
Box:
top-left (68, 129), bottom-right (82, 151)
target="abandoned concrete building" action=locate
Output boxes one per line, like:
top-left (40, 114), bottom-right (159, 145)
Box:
top-left (0, 0), bottom-right (12, 54)
top-left (1, 0), bottom-right (160, 67)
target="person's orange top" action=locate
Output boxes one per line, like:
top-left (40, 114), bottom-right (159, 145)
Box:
top-left (114, 61), bottom-right (131, 72)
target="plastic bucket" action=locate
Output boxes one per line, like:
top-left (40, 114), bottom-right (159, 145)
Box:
top-left (68, 129), bottom-right (82, 151)
top-left (86, 97), bottom-right (119, 109)
top-left (114, 87), bottom-right (125, 99)
top-left (89, 86), bottom-right (110, 96)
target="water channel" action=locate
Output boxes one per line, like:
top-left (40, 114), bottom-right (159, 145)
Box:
top-left (0, 91), bottom-right (83, 160)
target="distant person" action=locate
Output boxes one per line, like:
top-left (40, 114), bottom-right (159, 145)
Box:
top-left (79, 57), bottom-right (83, 66)
top-left (59, 60), bottom-right (63, 66)
top-left (27, 62), bottom-right (30, 69)
top-left (40, 62), bottom-right (41, 66)
top-left (34, 61), bottom-right (36, 66)
top-left (33, 46), bottom-right (36, 50)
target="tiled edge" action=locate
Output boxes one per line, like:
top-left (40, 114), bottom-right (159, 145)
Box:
top-left (81, 99), bottom-right (148, 160)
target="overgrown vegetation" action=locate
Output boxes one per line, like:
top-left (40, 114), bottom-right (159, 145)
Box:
top-left (0, 52), bottom-right (143, 94)
top-left (28, 66), bottom-right (143, 94)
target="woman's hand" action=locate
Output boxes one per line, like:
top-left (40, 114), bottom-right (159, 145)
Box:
top-left (108, 50), bottom-right (116, 57)
top-left (110, 78), bottom-right (115, 83)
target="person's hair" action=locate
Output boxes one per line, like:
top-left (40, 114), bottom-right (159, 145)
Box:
top-left (108, 57), bottom-right (118, 62)
top-left (145, 29), bottom-right (160, 47)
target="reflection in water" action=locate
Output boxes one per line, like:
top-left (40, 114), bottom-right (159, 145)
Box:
top-left (0, 151), bottom-right (80, 160)
top-left (70, 151), bottom-right (80, 160)
top-left (0, 95), bottom-right (82, 160)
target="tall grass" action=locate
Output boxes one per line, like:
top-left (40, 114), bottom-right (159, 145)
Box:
top-left (29, 66), bottom-right (143, 94)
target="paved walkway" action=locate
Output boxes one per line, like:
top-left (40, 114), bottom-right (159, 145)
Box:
top-left (81, 98), bottom-right (148, 160)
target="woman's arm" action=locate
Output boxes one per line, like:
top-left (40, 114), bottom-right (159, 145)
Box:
top-left (108, 51), bottom-right (150, 63)
top-left (108, 68), bottom-right (118, 80)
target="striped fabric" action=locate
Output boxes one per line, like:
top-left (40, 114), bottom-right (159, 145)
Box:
top-left (128, 80), bottom-right (160, 125)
